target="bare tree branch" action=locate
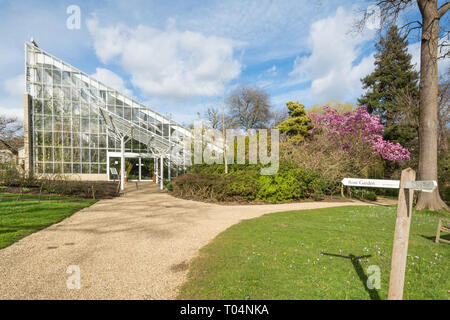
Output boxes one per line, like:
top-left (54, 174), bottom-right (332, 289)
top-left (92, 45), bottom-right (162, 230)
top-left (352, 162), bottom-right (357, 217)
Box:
top-left (438, 1), bottom-right (450, 18)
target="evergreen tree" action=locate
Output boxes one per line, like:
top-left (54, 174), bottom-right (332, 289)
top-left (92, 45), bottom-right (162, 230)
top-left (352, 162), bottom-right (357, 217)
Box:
top-left (277, 101), bottom-right (312, 143)
top-left (358, 25), bottom-right (419, 140)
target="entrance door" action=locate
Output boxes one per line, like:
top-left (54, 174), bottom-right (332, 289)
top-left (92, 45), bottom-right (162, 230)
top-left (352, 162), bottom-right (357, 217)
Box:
top-left (127, 158), bottom-right (140, 181)
top-left (140, 158), bottom-right (154, 181)
top-left (108, 155), bottom-right (154, 182)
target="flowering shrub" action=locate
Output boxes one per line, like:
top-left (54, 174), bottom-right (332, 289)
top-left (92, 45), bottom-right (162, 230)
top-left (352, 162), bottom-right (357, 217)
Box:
top-left (309, 106), bottom-right (410, 162)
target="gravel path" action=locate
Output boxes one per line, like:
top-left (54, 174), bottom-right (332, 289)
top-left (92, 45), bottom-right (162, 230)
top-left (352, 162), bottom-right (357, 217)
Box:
top-left (0, 183), bottom-right (376, 300)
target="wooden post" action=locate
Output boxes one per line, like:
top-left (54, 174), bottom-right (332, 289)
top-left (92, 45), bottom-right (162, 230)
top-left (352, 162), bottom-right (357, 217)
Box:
top-left (435, 219), bottom-right (442, 244)
top-left (388, 168), bottom-right (416, 300)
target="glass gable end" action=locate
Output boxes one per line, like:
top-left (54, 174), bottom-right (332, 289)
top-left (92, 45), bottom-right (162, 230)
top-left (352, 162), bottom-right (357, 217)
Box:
top-left (25, 42), bottom-right (189, 176)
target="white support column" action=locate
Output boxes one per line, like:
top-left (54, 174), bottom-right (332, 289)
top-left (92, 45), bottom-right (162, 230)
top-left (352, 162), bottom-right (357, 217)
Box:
top-left (138, 157), bottom-right (142, 181)
top-left (160, 155), bottom-right (164, 190)
top-left (168, 119), bottom-right (171, 181)
top-left (155, 157), bottom-right (159, 184)
top-left (183, 147), bottom-right (186, 173)
top-left (120, 136), bottom-right (125, 191)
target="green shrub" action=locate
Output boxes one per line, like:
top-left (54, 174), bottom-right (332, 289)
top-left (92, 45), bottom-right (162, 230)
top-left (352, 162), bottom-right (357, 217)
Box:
top-left (352, 188), bottom-right (378, 201)
top-left (171, 162), bottom-right (333, 203)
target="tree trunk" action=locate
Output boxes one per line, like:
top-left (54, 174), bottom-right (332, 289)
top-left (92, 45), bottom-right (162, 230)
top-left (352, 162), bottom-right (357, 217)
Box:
top-left (437, 106), bottom-right (448, 153)
top-left (416, 0), bottom-right (448, 211)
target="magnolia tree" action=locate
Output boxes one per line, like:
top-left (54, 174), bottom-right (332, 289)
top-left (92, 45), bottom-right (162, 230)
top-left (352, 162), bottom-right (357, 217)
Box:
top-left (309, 105), bottom-right (410, 162)
top-left (281, 105), bottom-right (410, 191)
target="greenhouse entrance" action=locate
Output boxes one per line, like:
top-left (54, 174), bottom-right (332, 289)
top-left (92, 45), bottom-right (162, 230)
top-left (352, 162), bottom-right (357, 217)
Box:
top-left (108, 153), bottom-right (155, 182)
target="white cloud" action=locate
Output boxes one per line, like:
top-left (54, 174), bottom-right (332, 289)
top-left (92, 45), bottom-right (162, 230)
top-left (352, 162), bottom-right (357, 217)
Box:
top-left (0, 97), bottom-right (24, 120)
top-left (1, 74), bottom-right (25, 120)
top-left (288, 7), bottom-right (376, 103)
top-left (91, 68), bottom-right (133, 97)
top-left (3, 74), bottom-right (24, 96)
top-left (87, 17), bottom-right (242, 100)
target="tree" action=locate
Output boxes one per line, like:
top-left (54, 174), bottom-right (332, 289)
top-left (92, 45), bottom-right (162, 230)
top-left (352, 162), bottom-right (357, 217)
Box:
top-left (0, 115), bottom-right (23, 155)
top-left (204, 106), bottom-right (222, 129)
top-left (309, 106), bottom-right (410, 162)
top-left (358, 25), bottom-right (419, 128)
top-left (437, 68), bottom-right (449, 153)
top-left (357, 0), bottom-right (449, 211)
top-left (276, 101), bottom-right (312, 143)
top-left (226, 85), bottom-right (272, 130)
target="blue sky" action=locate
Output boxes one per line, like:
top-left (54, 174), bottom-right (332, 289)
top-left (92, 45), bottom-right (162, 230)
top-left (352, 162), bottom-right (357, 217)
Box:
top-left (0, 0), bottom-right (448, 125)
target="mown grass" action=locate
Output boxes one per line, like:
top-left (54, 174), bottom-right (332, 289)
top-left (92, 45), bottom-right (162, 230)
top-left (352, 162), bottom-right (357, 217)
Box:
top-left (178, 206), bottom-right (449, 300)
top-left (0, 193), bottom-right (96, 249)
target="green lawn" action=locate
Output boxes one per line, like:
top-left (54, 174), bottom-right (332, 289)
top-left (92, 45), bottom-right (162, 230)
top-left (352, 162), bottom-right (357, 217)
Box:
top-left (178, 206), bottom-right (449, 300)
top-left (0, 193), bottom-right (96, 250)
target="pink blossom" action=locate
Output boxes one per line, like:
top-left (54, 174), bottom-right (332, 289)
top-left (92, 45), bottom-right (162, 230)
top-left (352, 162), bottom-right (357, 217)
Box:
top-left (309, 106), bottom-right (410, 162)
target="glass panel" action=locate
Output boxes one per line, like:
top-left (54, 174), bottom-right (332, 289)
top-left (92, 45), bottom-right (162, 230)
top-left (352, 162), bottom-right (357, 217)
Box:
top-left (99, 135), bottom-right (107, 148)
top-left (54, 117), bottom-right (62, 131)
top-left (73, 163), bottom-right (81, 173)
top-left (54, 163), bottom-right (62, 174)
top-left (34, 116), bottom-right (43, 130)
top-left (44, 100), bottom-right (52, 114)
top-left (53, 86), bottom-right (63, 100)
top-left (124, 107), bottom-right (131, 120)
top-left (35, 131), bottom-right (43, 146)
top-left (62, 71), bottom-right (71, 86)
top-left (63, 133), bottom-right (71, 146)
top-left (99, 149), bottom-right (106, 163)
top-left (73, 148), bottom-right (81, 162)
top-left (44, 147), bottom-right (53, 162)
top-left (72, 101), bottom-right (80, 116)
top-left (81, 103), bottom-right (89, 117)
top-left (90, 119), bottom-right (98, 133)
top-left (82, 149), bottom-right (90, 163)
top-left (91, 164), bottom-right (99, 174)
top-left (36, 147), bottom-right (43, 161)
top-left (64, 163), bottom-right (72, 174)
top-left (53, 69), bottom-right (61, 85)
top-left (44, 68), bottom-right (52, 84)
top-left (91, 149), bottom-right (98, 163)
top-left (63, 117), bottom-right (71, 132)
top-left (45, 163), bottom-right (54, 174)
top-left (54, 147), bottom-right (62, 161)
top-left (82, 164), bottom-right (90, 174)
top-left (34, 99), bottom-right (43, 114)
top-left (53, 131), bottom-right (63, 146)
top-left (63, 148), bottom-right (72, 162)
top-left (73, 133), bottom-right (80, 147)
top-left (81, 133), bottom-right (90, 147)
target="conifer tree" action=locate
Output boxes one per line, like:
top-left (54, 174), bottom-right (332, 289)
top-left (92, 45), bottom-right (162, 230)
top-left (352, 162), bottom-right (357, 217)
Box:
top-left (358, 25), bottom-right (419, 147)
top-left (277, 101), bottom-right (312, 143)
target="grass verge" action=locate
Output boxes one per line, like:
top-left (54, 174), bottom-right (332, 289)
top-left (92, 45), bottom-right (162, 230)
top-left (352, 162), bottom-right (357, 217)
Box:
top-left (0, 193), bottom-right (96, 249)
top-left (178, 205), bottom-right (449, 300)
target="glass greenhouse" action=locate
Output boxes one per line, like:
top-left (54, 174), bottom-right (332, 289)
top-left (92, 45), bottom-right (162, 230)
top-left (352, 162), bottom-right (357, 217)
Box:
top-left (24, 42), bottom-right (190, 187)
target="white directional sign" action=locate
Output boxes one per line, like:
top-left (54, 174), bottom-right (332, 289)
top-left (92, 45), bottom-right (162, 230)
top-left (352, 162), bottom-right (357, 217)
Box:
top-left (404, 180), bottom-right (437, 193)
top-left (342, 178), bottom-right (437, 192)
top-left (341, 178), bottom-right (400, 189)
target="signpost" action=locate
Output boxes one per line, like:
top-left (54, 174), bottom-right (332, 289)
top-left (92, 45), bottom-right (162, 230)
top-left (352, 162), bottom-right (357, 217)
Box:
top-left (341, 168), bottom-right (438, 300)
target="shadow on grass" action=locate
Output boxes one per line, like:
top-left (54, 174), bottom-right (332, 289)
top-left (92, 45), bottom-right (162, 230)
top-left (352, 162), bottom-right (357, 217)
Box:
top-left (420, 234), bottom-right (450, 243)
top-left (324, 253), bottom-right (381, 300)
